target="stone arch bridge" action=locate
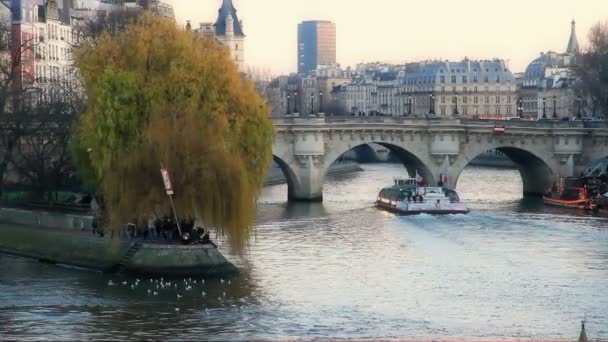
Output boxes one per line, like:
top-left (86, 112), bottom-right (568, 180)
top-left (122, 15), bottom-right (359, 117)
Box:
top-left (271, 116), bottom-right (608, 201)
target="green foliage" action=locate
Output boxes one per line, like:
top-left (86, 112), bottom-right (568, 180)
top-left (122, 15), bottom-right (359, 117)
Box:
top-left (73, 14), bottom-right (274, 250)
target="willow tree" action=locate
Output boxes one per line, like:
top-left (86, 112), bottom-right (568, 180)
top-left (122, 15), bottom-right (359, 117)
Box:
top-left (72, 14), bottom-right (274, 250)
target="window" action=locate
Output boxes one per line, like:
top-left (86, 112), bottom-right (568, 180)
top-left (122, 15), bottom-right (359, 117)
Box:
top-left (473, 75), bottom-right (478, 82)
top-left (441, 96), bottom-right (446, 104)
top-left (496, 96), bottom-right (500, 103)
top-left (495, 106), bottom-right (500, 115)
top-left (496, 75), bottom-right (500, 83)
top-left (441, 86), bottom-right (445, 93)
top-left (474, 86), bottom-right (478, 93)
top-left (462, 76), bottom-right (467, 83)
top-left (485, 86), bottom-right (489, 92)
top-left (485, 96), bottom-right (489, 104)
top-left (507, 107), bottom-right (511, 115)
top-left (235, 44), bottom-right (238, 50)
top-left (451, 75), bottom-right (456, 83)
top-left (474, 97), bottom-right (478, 104)
top-left (440, 76), bottom-right (445, 83)
top-left (484, 75), bottom-right (489, 83)
top-left (464, 86), bottom-right (468, 93)
top-left (485, 107), bottom-right (489, 115)
top-left (463, 97), bottom-right (468, 104)
top-left (441, 107), bottom-right (446, 115)
top-left (507, 96), bottom-right (511, 103)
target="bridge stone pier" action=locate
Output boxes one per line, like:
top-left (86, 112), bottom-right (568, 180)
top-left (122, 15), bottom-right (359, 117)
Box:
top-left (271, 116), bottom-right (608, 202)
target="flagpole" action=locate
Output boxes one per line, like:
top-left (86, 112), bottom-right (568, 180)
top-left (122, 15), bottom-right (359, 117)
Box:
top-left (161, 162), bottom-right (182, 237)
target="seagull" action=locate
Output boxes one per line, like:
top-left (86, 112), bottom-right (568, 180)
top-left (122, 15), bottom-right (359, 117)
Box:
top-left (107, 280), bottom-right (115, 286)
top-left (201, 279), bottom-right (205, 284)
top-left (202, 291), bottom-right (207, 297)
top-left (147, 289), bottom-right (151, 295)
top-left (174, 284), bottom-right (177, 289)
top-left (193, 280), bottom-right (197, 284)
top-left (217, 297), bottom-right (222, 301)
top-left (122, 281), bottom-right (127, 286)
top-left (220, 279), bottom-right (225, 284)
top-left (153, 291), bottom-right (158, 296)
top-left (177, 294), bottom-right (183, 300)
top-left (222, 291), bottom-right (226, 297)
top-left (175, 308), bottom-right (180, 312)
top-left (130, 285), bottom-right (135, 290)
top-left (228, 280), bottom-right (231, 285)
top-left (186, 285), bottom-right (192, 291)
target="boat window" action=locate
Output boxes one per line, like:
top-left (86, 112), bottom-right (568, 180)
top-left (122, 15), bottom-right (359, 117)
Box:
top-left (561, 188), bottom-right (582, 200)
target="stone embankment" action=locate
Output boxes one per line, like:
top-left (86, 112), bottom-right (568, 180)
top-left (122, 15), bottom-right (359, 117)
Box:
top-left (0, 207), bottom-right (237, 276)
top-left (265, 160), bottom-right (362, 186)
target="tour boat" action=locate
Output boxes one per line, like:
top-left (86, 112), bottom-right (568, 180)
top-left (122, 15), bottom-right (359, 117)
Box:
top-left (543, 177), bottom-right (604, 212)
top-left (375, 177), bottom-right (469, 215)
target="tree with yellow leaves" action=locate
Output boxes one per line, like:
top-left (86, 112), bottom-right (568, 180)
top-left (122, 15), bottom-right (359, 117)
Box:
top-left (72, 14), bottom-right (274, 250)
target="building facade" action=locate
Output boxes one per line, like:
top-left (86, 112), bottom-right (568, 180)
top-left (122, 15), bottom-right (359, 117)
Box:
top-left (331, 59), bottom-right (517, 118)
top-left (519, 20), bottom-right (581, 119)
top-left (297, 20), bottom-right (336, 75)
top-left (9, 0), bottom-right (175, 106)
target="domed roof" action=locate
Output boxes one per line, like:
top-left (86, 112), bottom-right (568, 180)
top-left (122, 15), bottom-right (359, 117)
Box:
top-left (524, 55), bottom-right (548, 79)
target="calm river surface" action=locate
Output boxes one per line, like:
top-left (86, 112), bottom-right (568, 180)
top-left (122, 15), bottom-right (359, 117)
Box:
top-left (1, 165), bottom-right (607, 341)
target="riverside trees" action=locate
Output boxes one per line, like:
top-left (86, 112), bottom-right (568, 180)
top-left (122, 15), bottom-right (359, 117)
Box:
top-left (72, 14), bottom-right (274, 249)
top-left (576, 20), bottom-right (608, 118)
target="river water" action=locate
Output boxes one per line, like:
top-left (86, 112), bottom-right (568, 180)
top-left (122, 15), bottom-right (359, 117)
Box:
top-left (1, 165), bottom-right (607, 341)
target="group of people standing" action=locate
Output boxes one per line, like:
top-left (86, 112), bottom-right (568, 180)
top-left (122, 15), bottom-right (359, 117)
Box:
top-left (91, 216), bottom-right (217, 247)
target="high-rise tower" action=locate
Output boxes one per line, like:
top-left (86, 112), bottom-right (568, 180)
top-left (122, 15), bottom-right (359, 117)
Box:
top-left (297, 21), bottom-right (336, 74)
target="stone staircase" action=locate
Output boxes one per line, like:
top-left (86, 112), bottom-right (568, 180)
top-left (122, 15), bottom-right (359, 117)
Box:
top-left (109, 242), bottom-right (142, 273)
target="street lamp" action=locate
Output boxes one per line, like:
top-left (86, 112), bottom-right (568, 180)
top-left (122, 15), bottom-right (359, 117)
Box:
top-left (286, 94), bottom-right (290, 115)
top-left (577, 96), bottom-right (582, 118)
top-left (294, 91), bottom-right (298, 113)
top-left (542, 97), bottom-right (547, 119)
top-left (311, 94), bottom-right (315, 115)
top-left (319, 91), bottom-right (324, 113)
top-left (453, 95), bottom-right (459, 115)
top-left (553, 95), bottom-right (557, 118)
top-left (429, 93), bottom-right (435, 115)
top-left (408, 95), bottom-right (412, 115)
top-left (517, 98), bottom-right (523, 118)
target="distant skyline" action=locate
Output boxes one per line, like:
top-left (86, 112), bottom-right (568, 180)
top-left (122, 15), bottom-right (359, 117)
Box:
top-left (167, 0), bottom-right (608, 75)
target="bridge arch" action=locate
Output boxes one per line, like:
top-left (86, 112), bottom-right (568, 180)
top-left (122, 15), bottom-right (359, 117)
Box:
top-left (271, 155), bottom-right (302, 201)
top-left (323, 140), bottom-right (436, 185)
top-left (447, 145), bottom-right (558, 196)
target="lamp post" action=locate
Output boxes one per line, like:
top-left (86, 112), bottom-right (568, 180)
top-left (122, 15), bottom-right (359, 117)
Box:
top-left (429, 93), bottom-right (435, 115)
top-left (453, 95), bottom-right (459, 115)
top-left (542, 97), bottom-right (547, 119)
top-left (311, 94), bottom-right (315, 115)
top-left (577, 96), bottom-right (582, 118)
top-left (553, 95), bottom-right (557, 118)
top-left (408, 95), bottom-right (412, 115)
top-left (294, 91), bottom-right (298, 114)
top-left (286, 93), bottom-right (290, 115)
top-left (517, 98), bottom-right (523, 118)
top-left (319, 91), bottom-right (323, 113)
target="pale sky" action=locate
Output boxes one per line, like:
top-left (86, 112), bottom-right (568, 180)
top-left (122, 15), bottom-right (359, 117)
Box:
top-left (168, 0), bottom-right (608, 75)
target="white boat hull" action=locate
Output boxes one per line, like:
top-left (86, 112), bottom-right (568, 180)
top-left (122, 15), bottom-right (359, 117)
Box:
top-left (376, 200), bottom-right (470, 215)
